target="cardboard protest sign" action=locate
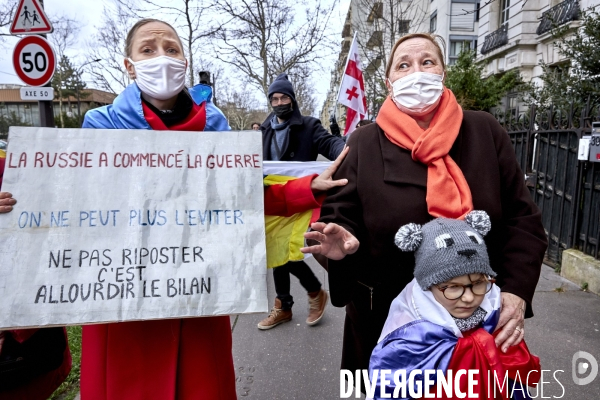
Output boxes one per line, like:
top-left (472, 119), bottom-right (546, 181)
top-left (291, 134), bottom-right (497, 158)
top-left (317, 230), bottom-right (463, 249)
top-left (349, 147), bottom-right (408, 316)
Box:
top-left (0, 127), bottom-right (268, 329)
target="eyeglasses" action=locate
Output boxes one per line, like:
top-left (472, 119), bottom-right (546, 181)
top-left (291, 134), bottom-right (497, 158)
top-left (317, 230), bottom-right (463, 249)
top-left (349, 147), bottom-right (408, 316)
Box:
top-left (434, 277), bottom-right (495, 300)
top-left (270, 95), bottom-right (291, 106)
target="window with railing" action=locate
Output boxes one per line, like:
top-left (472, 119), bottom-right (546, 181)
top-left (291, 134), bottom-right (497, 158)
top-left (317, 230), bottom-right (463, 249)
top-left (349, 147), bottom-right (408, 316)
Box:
top-left (536, 0), bottom-right (580, 35)
top-left (367, 2), bottom-right (384, 22)
top-left (481, 23), bottom-right (508, 54)
top-left (366, 31), bottom-right (383, 48)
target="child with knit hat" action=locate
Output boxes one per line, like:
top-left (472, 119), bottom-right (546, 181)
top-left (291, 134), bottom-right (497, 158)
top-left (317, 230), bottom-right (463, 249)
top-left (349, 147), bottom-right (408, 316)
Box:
top-left (367, 211), bottom-right (541, 400)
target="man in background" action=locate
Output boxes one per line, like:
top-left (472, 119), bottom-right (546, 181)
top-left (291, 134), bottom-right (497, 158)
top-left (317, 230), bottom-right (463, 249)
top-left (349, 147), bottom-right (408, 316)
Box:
top-left (258, 73), bottom-right (345, 330)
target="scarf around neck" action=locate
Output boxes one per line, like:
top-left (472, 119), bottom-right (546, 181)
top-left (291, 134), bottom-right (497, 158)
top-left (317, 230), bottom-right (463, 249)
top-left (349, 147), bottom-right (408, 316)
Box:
top-left (269, 115), bottom-right (291, 161)
top-left (376, 89), bottom-right (473, 219)
top-left (452, 306), bottom-right (487, 332)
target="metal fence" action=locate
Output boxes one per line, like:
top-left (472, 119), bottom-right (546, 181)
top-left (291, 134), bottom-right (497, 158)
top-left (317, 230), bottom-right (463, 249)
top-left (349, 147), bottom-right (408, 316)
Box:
top-left (495, 101), bottom-right (600, 265)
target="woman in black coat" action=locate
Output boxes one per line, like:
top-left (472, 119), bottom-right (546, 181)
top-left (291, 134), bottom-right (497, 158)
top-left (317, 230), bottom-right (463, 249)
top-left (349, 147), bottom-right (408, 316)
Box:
top-left (301, 33), bottom-right (547, 385)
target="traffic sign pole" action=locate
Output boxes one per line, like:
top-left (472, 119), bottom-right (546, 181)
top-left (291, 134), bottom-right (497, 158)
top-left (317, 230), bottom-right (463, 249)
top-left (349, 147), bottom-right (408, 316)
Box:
top-left (37, 0), bottom-right (54, 128)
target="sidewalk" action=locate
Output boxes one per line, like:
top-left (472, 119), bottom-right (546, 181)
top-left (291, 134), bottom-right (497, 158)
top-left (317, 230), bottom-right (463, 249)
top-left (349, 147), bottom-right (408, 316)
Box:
top-left (232, 262), bottom-right (600, 399)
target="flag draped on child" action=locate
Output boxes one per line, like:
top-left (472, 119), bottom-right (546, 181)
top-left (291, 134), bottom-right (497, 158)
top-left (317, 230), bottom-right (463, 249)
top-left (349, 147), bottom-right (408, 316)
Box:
top-left (368, 279), bottom-right (541, 400)
top-left (263, 161), bottom-right (330, 268)
top-left (337, 32), bottom-right (367, 136)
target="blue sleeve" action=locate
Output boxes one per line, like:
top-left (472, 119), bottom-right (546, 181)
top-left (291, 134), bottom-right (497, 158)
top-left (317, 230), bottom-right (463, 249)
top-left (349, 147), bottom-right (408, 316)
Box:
top-left (82, 106), bottom-right (116, 129)
top-left (204, 101), bottom-right (231, 132)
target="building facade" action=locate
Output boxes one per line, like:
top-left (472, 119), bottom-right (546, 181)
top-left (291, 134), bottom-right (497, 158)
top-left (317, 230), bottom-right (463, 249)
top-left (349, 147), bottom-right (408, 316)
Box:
top-left (477, 0), bottom-right (597, 113)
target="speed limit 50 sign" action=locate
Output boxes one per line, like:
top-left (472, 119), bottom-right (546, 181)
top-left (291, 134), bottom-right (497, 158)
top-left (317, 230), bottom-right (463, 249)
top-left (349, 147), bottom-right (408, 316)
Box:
top-left (12, 35), bottom-right (56, 87)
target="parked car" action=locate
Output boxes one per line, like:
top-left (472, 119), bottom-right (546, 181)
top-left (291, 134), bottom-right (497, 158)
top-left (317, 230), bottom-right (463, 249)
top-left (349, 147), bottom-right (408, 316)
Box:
top-left (0, 139), bottom-right (7, 151)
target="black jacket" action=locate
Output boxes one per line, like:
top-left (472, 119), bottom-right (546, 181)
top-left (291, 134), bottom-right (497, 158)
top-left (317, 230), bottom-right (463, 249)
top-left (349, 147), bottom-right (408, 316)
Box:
top-left (260, 108), bottom-right (345, 161)
top-left (319, 111), bottom-right (547, 373)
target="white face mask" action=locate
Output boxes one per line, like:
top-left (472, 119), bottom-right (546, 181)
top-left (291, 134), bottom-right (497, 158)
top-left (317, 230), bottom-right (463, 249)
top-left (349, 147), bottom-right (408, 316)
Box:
top-left (128, 56), bottom-right (187, 101)
top-left (389, 72), bottom-right (444, 116)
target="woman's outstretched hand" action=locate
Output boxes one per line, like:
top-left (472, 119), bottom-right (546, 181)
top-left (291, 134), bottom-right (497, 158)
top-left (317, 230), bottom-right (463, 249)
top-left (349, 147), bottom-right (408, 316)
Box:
top-left (301, 222), bottom-right (359, 260)
top-left (310, 146), bottom-right (349, 193)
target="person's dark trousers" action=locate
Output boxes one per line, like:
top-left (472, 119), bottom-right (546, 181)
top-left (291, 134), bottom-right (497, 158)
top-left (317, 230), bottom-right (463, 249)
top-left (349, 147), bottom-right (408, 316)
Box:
top-left (273, 260), bottom-right (322, 310)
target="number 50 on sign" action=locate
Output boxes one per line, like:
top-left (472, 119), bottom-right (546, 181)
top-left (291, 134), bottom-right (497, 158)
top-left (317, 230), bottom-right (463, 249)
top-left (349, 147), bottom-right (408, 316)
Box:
top-left (12, 35), bottom-right (56, 87)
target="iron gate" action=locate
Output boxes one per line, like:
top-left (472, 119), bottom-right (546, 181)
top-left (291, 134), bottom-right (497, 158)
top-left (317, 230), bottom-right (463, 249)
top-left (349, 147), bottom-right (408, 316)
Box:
top-left (495, 102), bottom-right (600, 265)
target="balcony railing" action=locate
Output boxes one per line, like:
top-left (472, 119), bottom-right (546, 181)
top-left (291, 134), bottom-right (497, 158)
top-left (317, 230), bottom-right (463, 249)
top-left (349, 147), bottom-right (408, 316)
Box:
top-left (367, 2), bottom-right (383, 23)
top-left (536, 0), bottom-right (579, 36)
top-left (366, 31), bottom-right (383, 48)
top-left (481, 23), bottom-right (508, 54)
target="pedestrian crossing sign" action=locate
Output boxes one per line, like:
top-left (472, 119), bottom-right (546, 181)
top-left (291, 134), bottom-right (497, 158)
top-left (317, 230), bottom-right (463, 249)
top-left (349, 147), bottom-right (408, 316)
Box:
top-left (10, 0), bottom-right (53, 35)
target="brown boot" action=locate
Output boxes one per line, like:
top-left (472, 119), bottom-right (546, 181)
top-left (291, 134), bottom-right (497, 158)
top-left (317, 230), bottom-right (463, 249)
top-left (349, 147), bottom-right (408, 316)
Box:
top-left (306, 289), bottom-right (328, 326)
top-left (257, 298), bottom-right (292, 330)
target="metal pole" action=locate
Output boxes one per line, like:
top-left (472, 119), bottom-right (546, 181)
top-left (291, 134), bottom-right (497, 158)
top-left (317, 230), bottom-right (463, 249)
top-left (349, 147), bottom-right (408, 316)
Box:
top-left (38, 0), bottom-right (54, 128)
top-left (77, 85), bottom-right (81, 126)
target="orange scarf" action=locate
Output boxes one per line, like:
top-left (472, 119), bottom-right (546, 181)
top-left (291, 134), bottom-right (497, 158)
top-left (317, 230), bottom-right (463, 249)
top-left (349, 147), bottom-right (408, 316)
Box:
top-left (376, 89), bottom-right (473, 219)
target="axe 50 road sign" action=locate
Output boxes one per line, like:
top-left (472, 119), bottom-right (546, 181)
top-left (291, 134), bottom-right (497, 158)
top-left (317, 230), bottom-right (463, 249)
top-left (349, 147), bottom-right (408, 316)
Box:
top-left (12, 35), bottom-right (56, 87)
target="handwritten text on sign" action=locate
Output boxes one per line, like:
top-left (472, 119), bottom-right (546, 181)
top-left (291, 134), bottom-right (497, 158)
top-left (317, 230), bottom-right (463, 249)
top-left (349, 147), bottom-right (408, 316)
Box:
top-left (0, 127), bottom-right (268, 329)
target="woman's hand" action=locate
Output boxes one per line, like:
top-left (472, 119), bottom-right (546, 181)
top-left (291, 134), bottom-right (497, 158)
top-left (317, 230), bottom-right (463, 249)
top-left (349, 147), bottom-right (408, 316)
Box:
top-left (0, 192), bottom-right (16, 213)
top-left (310, 147), bottom-right (349, 193)
top-left (494, 292), bottom-right (526, 352)
top-left (301, 221), bottom-right (359, 260)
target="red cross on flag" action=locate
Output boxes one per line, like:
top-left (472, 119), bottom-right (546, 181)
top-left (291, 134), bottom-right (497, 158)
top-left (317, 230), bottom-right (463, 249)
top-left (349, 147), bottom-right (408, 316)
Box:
top-left (337, 33), bottom-right (367, 136)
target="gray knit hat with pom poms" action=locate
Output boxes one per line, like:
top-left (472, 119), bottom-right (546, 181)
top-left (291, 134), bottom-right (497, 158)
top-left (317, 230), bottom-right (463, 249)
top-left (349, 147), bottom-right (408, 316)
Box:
top-left (394, 210), bottom-right (496, 290)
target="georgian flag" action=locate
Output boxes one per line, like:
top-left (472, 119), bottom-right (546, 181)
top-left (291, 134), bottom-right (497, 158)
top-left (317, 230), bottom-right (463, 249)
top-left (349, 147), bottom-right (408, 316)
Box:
top-left (337, 32), bottom-right (368, 136)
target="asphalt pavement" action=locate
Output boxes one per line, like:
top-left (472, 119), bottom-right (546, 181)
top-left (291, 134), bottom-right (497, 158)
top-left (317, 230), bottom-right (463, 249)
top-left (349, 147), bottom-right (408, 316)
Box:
top-left (232, 261), bottom-right (600, 399)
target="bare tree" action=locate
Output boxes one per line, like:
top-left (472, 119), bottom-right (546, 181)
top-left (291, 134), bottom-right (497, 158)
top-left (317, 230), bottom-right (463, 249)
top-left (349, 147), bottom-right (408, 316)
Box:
top-left (287, 65), bottom-right (317, 116)
top-left (217, 87), bottom-right (267, 130)
top-left (86, 4), bottom-right (134, 94)
top-left (351, 0), bottom-right (428, 114)
top-left (48, 14), bottom-right (81, 128)
top-left (114, 0), bottom-right (223, 86)
top-left (214, 0), bottom-right (336, 106)
top-left (0, 0), bottom-right (16, 43)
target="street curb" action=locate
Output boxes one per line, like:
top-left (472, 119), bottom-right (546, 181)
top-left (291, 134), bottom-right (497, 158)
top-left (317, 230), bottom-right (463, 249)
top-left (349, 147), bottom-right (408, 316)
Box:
top-left (561, 249), bottom-right (600, 295)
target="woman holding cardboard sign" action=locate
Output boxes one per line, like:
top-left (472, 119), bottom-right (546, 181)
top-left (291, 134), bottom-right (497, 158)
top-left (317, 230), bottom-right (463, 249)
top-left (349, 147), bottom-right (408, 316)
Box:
top-left (80, 19), bottom-right (235, 400)
top-left (80, 18), bottom-right (348, 400)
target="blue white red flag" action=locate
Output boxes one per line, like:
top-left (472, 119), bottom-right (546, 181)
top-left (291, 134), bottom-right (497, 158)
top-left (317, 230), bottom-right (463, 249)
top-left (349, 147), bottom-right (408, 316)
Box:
top-left (368, 279), bottom-right (540, 400)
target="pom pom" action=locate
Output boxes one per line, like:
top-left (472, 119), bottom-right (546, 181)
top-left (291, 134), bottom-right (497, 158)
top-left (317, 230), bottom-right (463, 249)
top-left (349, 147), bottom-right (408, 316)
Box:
top-left (395, 223), bottom-right (423, 251)
top-left (465, 210), bottom-right (491, 236)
